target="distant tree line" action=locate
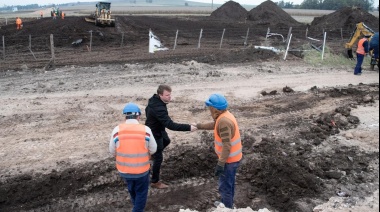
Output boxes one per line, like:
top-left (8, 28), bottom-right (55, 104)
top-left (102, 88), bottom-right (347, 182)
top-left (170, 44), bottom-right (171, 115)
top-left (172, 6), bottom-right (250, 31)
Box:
top-left (0, 4), bottom-right (39, 10)
top-left (276, 0), bottom-right (376, 11)
top-left (0, 3), bottom-right (74, 11)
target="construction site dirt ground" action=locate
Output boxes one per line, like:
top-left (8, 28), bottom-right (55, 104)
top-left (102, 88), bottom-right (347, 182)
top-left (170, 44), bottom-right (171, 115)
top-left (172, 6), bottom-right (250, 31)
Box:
top-left (0, 59), bottom-right (379, 212)
top-left (0, 3), bottom-right (380, 211)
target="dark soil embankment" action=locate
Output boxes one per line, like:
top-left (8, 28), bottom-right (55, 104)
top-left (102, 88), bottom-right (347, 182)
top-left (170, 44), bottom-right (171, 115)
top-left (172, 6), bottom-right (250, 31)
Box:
top-left (210, 1), bottom-right (248, 21)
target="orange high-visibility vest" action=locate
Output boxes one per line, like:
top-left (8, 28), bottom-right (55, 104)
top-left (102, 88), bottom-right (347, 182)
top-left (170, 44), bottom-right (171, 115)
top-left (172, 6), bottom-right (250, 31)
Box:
top-left (357, 38), bottom-right (367, 55)
top-left (16, 18), bottom-right (22, 25)
top-left (214, 111), bottom-right (242, 163)
top-left (116, 123), bottom-right (150, 174)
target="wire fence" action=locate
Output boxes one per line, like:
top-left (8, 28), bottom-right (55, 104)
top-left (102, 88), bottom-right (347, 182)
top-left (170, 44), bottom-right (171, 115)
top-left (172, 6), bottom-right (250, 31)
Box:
top-left (0, 23), bottom-right (354, 70)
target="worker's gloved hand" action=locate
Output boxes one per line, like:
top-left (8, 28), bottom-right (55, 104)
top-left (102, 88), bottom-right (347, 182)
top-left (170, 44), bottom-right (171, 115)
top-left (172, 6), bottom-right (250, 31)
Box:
top-left (214, 164), bottom-right (224, 177)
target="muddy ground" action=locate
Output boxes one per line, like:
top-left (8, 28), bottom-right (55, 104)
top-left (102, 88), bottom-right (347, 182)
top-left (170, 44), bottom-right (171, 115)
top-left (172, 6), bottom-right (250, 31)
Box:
top-left (0, 59), bottom-right (379, 212)
top-left (0, 2), bottom-right (379, 211)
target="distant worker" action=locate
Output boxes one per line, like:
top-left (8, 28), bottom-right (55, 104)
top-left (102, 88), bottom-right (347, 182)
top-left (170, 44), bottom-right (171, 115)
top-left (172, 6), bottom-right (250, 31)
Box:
top-left (370, 32), bottom-right (379, 70)
top-left (109, 102), bottom-right (157, 212)
top-left (16, 17), bottom-right (22, 30)
top-left (40, 11), bottom-right (43, 18)
top-left (101, 9), bottom-right (105, 18)
top-left (354, 34), bottom-right (371, 75)
top-left (61, 12), bottom-right (65, 20)
top-left (196, 94), bottom-right (243, 209)
top-left (53, 12), bottom-right (57, 20)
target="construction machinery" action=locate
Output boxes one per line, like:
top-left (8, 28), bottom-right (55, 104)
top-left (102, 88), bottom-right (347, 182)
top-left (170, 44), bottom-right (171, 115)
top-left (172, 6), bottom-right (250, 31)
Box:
top-left (369, 32), bottom-right (379, 70)
top-left (85, 2), bottom-right (115, 27)
top-left (51, 7), bottom-right (62, 17)
top-left (345, 22), bottom-right (375, 58)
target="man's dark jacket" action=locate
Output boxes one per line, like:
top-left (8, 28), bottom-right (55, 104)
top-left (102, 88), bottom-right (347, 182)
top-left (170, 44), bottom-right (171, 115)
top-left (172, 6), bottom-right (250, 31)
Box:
top-left (145, 94), bottom-right (191, 139)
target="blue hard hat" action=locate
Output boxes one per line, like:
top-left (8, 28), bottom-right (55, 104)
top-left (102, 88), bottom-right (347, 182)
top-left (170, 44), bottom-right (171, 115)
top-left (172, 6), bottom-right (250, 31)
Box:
top-left (205, 94), bottom-right (228, 110)
top-left (123, 103), bottom-right (141, 115)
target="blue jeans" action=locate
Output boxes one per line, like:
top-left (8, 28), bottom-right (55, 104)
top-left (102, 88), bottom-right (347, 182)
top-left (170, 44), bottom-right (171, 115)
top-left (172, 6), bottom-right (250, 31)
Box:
top-left (123, 172), bottom-right (150, 212)
top-left (354, 53), bottom-right (365, 74)
top-left (218, 161), bottom-right (240, 208)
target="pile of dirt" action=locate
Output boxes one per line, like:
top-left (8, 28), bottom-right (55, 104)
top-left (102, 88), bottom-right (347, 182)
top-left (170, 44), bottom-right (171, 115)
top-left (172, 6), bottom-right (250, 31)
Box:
top-left (310, 7), bottom-right (380, 31)
top-left (0, 17), bottom-right (121, 48)
top-left (210, 1), bottom-right (247, 21)
top-left (247, 0), bottom-right (303, 27)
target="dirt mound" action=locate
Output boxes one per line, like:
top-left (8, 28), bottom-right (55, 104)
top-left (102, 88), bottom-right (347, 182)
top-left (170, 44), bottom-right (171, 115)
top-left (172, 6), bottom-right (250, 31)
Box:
top-left (310, 7), bottom-right (379, 31)
top-left (0, 17), bottom-right (121, 48)
top-left (210, 1), bottom-right (247, 21)
top-left (247, 0), bottom-right (302, 27)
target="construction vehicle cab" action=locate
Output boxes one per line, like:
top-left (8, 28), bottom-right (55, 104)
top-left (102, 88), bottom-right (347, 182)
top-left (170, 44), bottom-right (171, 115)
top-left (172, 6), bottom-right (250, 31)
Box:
top-left (86, 2), bottom-right (115, 27)
top-left (51, 7), bottom-right (61, 17)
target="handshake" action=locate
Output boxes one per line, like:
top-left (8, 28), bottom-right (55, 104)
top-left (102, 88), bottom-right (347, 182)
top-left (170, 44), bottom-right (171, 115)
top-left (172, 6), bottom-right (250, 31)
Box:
top-left (190, 123), bottom-right (198, 132)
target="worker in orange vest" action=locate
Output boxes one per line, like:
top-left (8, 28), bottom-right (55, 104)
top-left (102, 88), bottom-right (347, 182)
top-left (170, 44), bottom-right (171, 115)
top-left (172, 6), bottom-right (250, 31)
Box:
top-left (61, 12), bottom-right (65, 20)
top-left (354, 34), bottom-right (371, 75)
top-left (53, 12), bottom-right (56, 20)
top-left (196, 94), bottom-right (243, 209)
top-left (40, 11), bottom-right (43, 18)
top-left (109, 103), bottom-right (157, 212)
top-left (16, 17), bottom-right (22, 30)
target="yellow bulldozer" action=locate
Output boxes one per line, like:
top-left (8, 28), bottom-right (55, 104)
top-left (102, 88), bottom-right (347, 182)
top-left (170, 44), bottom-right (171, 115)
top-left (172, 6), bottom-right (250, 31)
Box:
top-left (85, 2), bottom-right (115, 27)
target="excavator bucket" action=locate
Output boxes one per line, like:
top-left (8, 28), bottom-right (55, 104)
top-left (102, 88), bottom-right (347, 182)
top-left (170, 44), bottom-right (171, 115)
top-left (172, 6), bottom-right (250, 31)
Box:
top-left (85, 17), bottom-right (95, 23)
top-left (347, 49), bottom-right (354, 59)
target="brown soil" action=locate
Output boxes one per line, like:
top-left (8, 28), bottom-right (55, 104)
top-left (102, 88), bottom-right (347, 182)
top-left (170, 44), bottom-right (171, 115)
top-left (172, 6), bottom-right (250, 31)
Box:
top-left (0, 6), bottom-right (379, 212)
top-left (310, 7), bottom-right (380, 32)
top-left (210, 1), bottom-right (248, 21)
top-left (247, 0), bottom-right (303, 28)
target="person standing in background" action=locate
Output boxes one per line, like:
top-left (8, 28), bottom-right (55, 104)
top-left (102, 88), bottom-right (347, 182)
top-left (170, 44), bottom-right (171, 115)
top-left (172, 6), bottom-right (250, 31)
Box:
top-left (16, 17), bottom-right (22, 30)
top-left (354, 34), bottom-right (371, 75)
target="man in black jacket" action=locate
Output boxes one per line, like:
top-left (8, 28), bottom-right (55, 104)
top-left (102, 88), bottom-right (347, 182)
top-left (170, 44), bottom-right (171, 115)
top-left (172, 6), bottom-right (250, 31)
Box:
top-left (145, 84), bottom-right (197, 189)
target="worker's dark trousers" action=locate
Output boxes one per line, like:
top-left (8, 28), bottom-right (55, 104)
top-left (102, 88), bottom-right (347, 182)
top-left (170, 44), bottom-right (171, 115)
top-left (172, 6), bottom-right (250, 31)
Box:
top-left (218, 161), bottom-right (240, 208)
top-left (354, 53), bottom-right (365, 75)
top-left (151, 135), bottom-right (170, 183)
top-left (123, 172), bottom-right (150, 212)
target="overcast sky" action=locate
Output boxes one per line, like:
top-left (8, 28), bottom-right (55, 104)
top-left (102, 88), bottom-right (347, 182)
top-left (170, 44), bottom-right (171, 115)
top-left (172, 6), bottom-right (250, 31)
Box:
top-left (1, 0), bottom-right (378, 7)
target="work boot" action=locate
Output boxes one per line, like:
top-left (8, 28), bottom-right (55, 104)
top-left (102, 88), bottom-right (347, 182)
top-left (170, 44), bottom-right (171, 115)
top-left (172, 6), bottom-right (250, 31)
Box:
top-left (151, 181), bottom-right (169, 189)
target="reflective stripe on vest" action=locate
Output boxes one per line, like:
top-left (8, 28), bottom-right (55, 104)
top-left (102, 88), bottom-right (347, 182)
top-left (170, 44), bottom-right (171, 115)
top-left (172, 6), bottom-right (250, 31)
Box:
top-left (357, 38), bottom-right (366, 55)
top-left (214, 111), bottom-right (243, 163)
top-left (116, 123), bottom-right (150, 174)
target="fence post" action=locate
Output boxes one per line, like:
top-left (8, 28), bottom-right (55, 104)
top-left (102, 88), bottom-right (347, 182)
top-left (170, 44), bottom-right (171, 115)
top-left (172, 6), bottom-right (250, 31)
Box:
top-left (341, 28), bottom-right (343, 40)
top-left (90, 30), bottom-right (93, 52)
top-left (220, 28), bottom-right (225, 49)
top-left (265, 28), bottom-right (270, 41)
top-left (2, 36), bottom-right (5, 60)
top-left (50, 34), bottom-right (55, 69)
top-left (322, 32), bottom-right (327, 60)
top-left (197, 29), bottom-right (203, 49)
top-left (305, 27), bottom-right (308, 38)
top-left (173, 30), bottom-right (178, 50)
top-left (28, 35), bottom-right (36, 60)
top-left (5, 18), bottom-right (7, 25)
top-left (284, 34), bottom-right (292, 60)
top-left (286, 27), bottom-right (292, 43)
top-left (120, 32), bottom-right (124, 47)
top-left (244, 28), bottom-right (250, 46)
